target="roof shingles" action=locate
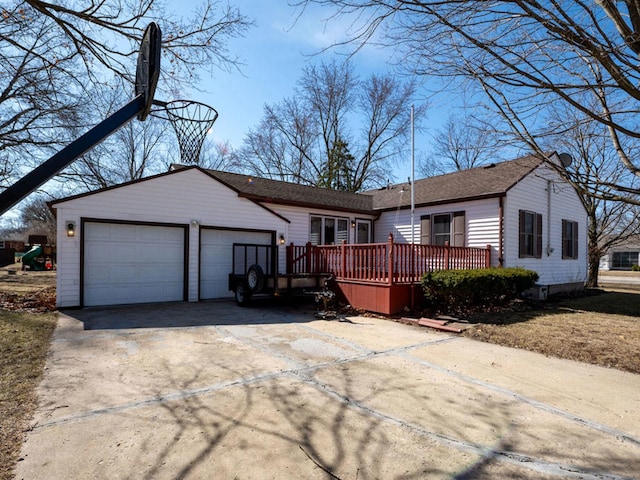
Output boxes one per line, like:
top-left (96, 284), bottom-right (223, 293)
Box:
top-left (366, 155), bottom-right (543, 210)
top-left (204, 169), bottom-right (375, 213)
top-left (175, 154), bottom-right (543, 213)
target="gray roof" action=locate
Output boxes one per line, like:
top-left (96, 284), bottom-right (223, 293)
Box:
top-left (53, 155), bottom-right (545, 215)
top-left (171, 155), bottom-right (543, 213)
top-left (200, 169), bottom-right (375, 214)
top-left (367, 155), bottom-right (543, 210)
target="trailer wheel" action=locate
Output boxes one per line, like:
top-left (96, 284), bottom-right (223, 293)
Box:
top-left (235, 282), bottom-right (252, 307)
top-left (246, 264), bottom-right (265, 293)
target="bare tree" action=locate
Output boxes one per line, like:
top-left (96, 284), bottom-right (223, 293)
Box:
top-left (54, 80), bottom-right (170, 191)
top-left (239, 60), bottom-right (424, 191)
top-left (20, 195), bottom-right (57, 242)
top-left (1, 0), bottom-right (251, 191)
top-left (294, 0), bottom-right (640, 202)
top-left (18, 0), bottom-right (251, 87)
top-left (421, 114), bottom-right (503, 176)
top-left (535, 105), bottom-right (640, 286)
top-left (196, 139), bottom-right (242, 172)
top-left (0, 5), bottom-right (84, 184)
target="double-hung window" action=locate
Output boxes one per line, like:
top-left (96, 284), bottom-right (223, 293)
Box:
top-left (420, 211), bottom-right (465, 246)
top-left (562, 220), bottom-right (579, 259)
top-left (519, 210), bottom-right (543, 258)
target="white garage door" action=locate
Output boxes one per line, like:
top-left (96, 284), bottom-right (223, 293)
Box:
top-left (83, 222), bottom-right (185, 306)
top-left (200, 229), bottom-right (272, 299)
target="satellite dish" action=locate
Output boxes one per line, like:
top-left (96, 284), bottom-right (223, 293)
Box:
top-left (558, 152), bottom-right (572, 167)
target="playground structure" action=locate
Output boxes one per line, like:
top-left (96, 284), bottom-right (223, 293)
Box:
top-left (21, 244), bottom-right (55, 271)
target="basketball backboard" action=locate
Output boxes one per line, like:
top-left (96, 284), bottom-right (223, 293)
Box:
top-left (135, 22), bottom-right (161, 121)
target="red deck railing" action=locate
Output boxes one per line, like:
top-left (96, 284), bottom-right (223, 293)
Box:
top-left (286, 233), bottom-right (491, 285)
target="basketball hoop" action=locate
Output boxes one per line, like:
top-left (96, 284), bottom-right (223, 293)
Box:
top-left (162, 100), bottom-right (219, 164)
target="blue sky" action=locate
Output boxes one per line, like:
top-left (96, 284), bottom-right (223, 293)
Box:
top-left (181, 1), bottom-right (445, 182)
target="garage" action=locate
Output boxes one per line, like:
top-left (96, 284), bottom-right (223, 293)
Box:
top-left (200, 228), bottom-right (273, 299)
top-left (83, 222), bottom-right (186, 306)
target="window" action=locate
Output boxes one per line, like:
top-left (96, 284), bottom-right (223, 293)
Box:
top-left (433, 214), bottom-right (451, 246)
top-left (519, 210), bottom-right (542, 258)
top-left (562, 220), bottom-right (579, 259)
top-left (420, 211), bottom-right (465, 246)
top-left (612, 251), bottom-right (639, 269)
top-left (355, 220), bottom-right (371, 244)
top-left (310, 215), bottom-right (349, 245)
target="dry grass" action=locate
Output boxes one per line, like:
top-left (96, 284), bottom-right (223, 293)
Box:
top-left (464, 289), bottom-right (640, 374)
top-left (0, 310), bottom-right (57, 480)
top-left (0, 265), bottom-right (57, 480)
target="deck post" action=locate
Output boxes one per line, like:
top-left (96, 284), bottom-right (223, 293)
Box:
top-left (286, 243), bottom-right (293, 274)
top-left (305, 242), bottom-right (312, 273)
top-left (340, 239), bottom-right (346, 279)
top-left (444, 241), bottom-right (450, 270)
top-left (388, 233), bottom-right (394, 285)
top-left (485, 244), bottom-right (491, 268)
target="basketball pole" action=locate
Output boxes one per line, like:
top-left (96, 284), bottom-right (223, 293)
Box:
top-left (0, 95), bottom-right (146, 215)
top-left (0, 22), bottom-right (161, 216)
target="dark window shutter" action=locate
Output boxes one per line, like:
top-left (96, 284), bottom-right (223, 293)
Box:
top-left (420, 215), bottom-right (431, 245)
top-left (518, 210), bottom-right (525, 258)
top-left (536, 213), bottom-right (543, 259)
top-left (561, 219), bottom-right (568, 258)
top-left (453, 211), bottom-right (465, 247)
top-left (572, 221), bottom-right (579, 259)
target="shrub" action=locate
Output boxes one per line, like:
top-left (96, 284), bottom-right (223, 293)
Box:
top-left (631, 264), bottom-right (640, 272)
top-left (421, 267), bottom-right (539, 311)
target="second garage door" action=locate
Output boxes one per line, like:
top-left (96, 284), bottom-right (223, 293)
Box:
top-left (83, 222), bottom-right (186, 306)
top-left (200, 228), bottom-right (273, 299)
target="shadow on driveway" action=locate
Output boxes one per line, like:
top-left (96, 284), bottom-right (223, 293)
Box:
top-left (62, 296), bottom-right (319, 330)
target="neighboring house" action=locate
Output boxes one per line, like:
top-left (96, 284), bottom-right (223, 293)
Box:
top-left (0, 240), bottom-right (25, 267)
top-left (599, 237), bottom-right (640, 270)
top-left (0, 240), bottom-right (26, 251)
top-left (50, 153), bottom-right (587, 309)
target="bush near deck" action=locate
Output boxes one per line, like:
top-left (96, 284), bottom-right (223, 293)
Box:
top-left (422, 267), bottom-right (539, 310)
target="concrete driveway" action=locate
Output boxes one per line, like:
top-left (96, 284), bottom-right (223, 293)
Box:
top-left (16, 300), bottom-right (640, 479)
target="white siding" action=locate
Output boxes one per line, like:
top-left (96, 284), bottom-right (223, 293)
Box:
top-left (375, 198), bottom-right (502, 267)
top-left (53, 169), bottom-right (288, 307)
top-left (503, 163), bottom-right (587, 286)
top-left (269, 204), bottom-right (377, 274)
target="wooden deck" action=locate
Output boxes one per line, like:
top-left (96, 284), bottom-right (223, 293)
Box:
top-left (286, 234), bottom-right (492, 314)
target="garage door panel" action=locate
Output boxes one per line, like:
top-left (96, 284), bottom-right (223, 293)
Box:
top-left (200, 229), bottom-right (272, 300)
top-left (84, 223), bottom-right (185, 306)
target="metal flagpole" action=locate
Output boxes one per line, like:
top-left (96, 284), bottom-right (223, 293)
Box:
top-left (411, 105), bottom-right (415, 245)
top-left (410, 105), bottom-right (416, 310)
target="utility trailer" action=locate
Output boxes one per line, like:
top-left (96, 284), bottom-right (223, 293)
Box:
top-left (228, 243), bottom-right (331, 306)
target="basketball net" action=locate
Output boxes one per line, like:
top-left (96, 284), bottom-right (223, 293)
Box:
top-left (163, 100), bottom-right (219, 163)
